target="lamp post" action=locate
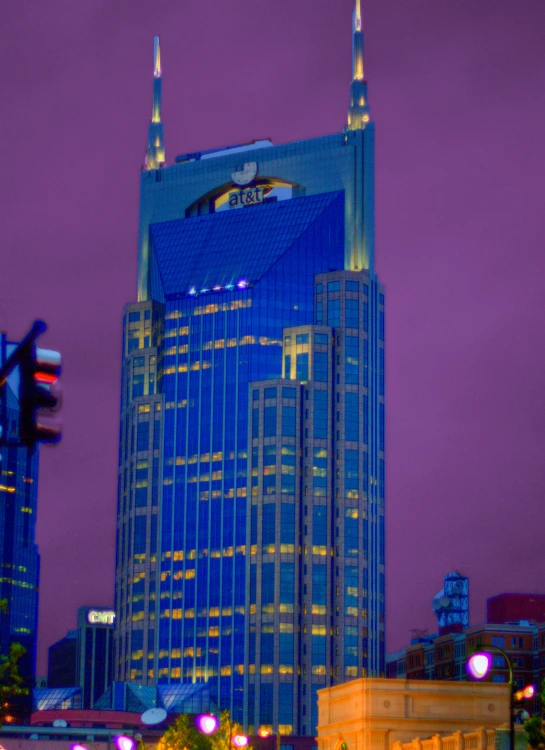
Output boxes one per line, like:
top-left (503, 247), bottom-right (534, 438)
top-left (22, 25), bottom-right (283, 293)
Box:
top-left (257, 728), bottom-right (280, 750)
top-left (466, 647), bottom-right (534, 750)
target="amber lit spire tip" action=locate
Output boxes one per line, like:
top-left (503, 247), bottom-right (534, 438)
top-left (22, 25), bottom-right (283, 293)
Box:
top-left (153, 35), bottom-right (161, 78)
top-left (145, 36), bottom-right (165, 169)
top-left (347, 0), bottom-right (370, 130)
top-left (354, 0), bottom-right (362, 31)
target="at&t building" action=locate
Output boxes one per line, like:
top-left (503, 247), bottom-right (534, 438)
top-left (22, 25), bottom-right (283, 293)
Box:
top-left (115, 1), bottom-right (385, 735)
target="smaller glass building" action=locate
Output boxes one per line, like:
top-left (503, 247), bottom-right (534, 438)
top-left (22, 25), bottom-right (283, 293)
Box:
top-left (0, 333), bottom-right (40, 720)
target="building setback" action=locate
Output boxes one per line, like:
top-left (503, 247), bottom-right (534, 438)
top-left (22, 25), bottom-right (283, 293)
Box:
top-left (115, 0), bottom-right (385, 735)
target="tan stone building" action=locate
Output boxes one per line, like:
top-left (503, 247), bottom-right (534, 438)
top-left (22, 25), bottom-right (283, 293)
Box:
top-left (317, 678), bottom-right (510, 750)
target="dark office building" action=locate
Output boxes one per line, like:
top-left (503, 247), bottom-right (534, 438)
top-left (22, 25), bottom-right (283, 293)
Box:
top-left (47, 630), bottom-right (77, 687)
top-left (46, 607), bottom-right (114, 709)
top-left (487, 594), bottom-right (545, 625)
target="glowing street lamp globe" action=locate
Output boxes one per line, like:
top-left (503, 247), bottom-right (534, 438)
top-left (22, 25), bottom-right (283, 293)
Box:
top-left (466, 652), bottom-right (493, 680)
top-left (233, 735), bottom-right (249, 747)
top-left (115, 738), bottom-right (135, 750)
top-left (515, 685), bottom-right (536, 701)
top-left (196, 715), bottom-right (219, 735)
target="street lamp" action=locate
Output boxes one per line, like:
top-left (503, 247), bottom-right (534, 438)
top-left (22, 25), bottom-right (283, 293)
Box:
top-left (258, 727), bottom-right (280, 750)
top-left (114, 738), bottom-right (136, 750)
top-left (467, 647), bottom-right (534, 750)
top-left (196, 715), bottom-right (219, 735)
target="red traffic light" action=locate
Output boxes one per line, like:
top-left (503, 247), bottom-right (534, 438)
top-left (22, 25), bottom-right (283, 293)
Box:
top-left (20, 346), bottom-right (62, 447)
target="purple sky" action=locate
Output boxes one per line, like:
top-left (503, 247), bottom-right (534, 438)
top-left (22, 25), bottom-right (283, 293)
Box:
top-left (1, 0), bottom-right (544, 675)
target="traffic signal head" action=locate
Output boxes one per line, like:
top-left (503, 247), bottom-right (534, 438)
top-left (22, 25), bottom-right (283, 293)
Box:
top-left (20, 345), bottom-right (62, 447)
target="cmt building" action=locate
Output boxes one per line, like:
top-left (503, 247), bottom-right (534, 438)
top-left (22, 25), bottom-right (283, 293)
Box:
top-left (115, 0), bottom-right (385, 735)
top-left (44, 606), bottom-right (115, 709)
top-left (0, 334), bottom-right (40, 719)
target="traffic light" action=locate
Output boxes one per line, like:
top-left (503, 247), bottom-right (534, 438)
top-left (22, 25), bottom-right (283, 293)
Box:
top-left (19, 344), bottom-right (62, 447)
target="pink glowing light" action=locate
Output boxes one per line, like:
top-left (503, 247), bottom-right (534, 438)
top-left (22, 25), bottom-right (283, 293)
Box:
top-left (115, 737), bottom-right (136, 750)
top-left (236, 280), bottom-right (248, 289)
top-left (466, 652), bottom-right (492, 680)
top-left (72, 745), bottom-right (88, 750)
top-left (233, 735), bottom-right (249, 747)
top-left (197, 714), bottom-right (219, 734)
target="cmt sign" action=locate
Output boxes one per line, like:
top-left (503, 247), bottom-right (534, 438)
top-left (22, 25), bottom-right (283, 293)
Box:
top-left (87, 609), bottom-right (115, 625)
top-left (228, 186), bottom-right (264, 209)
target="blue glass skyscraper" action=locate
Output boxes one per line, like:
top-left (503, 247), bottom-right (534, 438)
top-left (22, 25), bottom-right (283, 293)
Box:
top-left (0, 334), bottom-right (40, 718)
top-left (115, 2), bottom-right (385, 735)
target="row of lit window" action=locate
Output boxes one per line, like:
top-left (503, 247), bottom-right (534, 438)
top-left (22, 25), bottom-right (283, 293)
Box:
top-left (137, 403), bottom-right (161, 414)
top-left (165, 299), bottom-right (252, 320)
top-left (152, 664), bottom-right (360, 679)
top-left (2, 564), bottom-right (28, 573)
top-left (0, 578), bottom-right (36, 589)
top-left (164, 326), bottom-right (189, 337)
top-left (132, 553), bottom-right (157, 564)
top-left (161, 547), bottom-right (246, 561)
top-left (164, 336), bottom-right (281, 355)
top-left (157, 605), bottom-right (246, 618)
top-left (165, 450), bottom-right (245, 463)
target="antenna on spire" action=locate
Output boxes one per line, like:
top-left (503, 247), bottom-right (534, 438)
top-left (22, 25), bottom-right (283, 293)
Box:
top-left (145, 35), bottom-right (165, 170)
top-left (153, 36), bottom-right (161, 78)
top-left (354, 0), bottom-right (362, 31)
top-left (347, 0), bottom-right (370, 130)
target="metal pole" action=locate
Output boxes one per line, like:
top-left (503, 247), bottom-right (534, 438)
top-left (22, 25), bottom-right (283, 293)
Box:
top-left (493, 646), bottom-right (513, 750)
top-left (474, 645), bottom-right (513, 750)
top-left (509, 689), bottom-right (514, 750)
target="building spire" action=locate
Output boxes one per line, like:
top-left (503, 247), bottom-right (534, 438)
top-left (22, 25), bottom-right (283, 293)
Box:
top-left (347, 0), bottom-right (371, 130)
top-left (145, 36), bottom-right (165, 170)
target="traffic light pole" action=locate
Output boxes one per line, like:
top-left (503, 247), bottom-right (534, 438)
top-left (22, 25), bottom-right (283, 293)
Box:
top-left (0, 320), bottom-right (47, 390)
top-left (0, 320), bottom-right (48, 447)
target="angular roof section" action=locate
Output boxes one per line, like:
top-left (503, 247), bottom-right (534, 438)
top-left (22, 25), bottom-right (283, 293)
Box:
top-left (33, 686), bottom-right (81, 711)
top-left (150, 190), bottom-right (344, 298)
top-left (93, 681), bottom-right (158, 712)
top-left (158, 682), bottom-right (217, 713)
top-left (91, 681), bottom-right (217, 714)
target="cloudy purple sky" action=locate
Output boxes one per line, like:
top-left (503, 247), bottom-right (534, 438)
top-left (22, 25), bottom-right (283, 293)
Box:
top-left (1, 0), bottom-right (544, 674)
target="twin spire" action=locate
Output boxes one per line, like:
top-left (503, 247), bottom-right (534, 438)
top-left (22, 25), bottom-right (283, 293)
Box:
top-left (347, 0), bottom-right (371, 130)
top-left (145, 36), bottom-right (165, 170)
top-left (144, 3), bottom-right (369, 169)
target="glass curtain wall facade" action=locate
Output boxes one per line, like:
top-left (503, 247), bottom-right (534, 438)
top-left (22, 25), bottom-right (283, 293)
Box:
top-left (115, 3), bottom-right (384, 735)
top-left (0, 335), bottom-right (40, 717)
top-left (246, 269), bottom-right (384, 734)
